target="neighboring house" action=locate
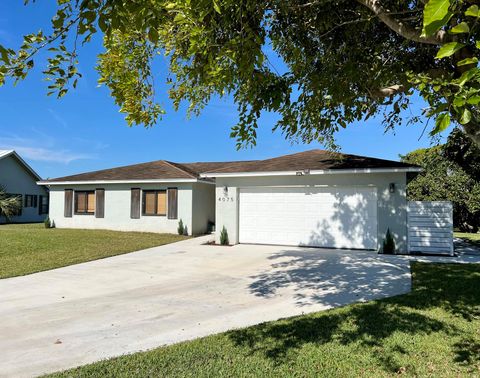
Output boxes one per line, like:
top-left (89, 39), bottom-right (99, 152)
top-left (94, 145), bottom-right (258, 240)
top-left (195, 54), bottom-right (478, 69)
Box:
top-left (0, 150), bottom-right (49, 223)
top-left (39, 150), bottom-right (421, 253)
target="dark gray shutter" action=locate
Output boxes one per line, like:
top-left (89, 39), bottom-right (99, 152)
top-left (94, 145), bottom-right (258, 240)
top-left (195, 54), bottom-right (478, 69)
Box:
top-left (95, 189), bottom-right (105, 218)
top-left (33, 195), bottom-right (38, 208)
top-left (38, 195), bottom-right (42, 215)
top-left (64, 189), bottom-right (73, 217)
top-left (168, 188), bottom-right (178, 219)
top-left (131, 188), bottom-right (141, 219)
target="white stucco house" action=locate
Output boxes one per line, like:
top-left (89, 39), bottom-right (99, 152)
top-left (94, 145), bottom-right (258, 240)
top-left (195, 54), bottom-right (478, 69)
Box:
top-left (39, 150), bottom-right (421, 253)
top-left (0, 150), bottom-right (49, 223)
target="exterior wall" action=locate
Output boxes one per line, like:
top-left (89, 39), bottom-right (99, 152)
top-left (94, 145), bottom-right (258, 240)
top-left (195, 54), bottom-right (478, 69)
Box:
top-left (214, 172), bottom-right (408, 253)
top-left (48, 183), bottom-right (194, 234)
top-left (0, 155), bottom-right (48, 223)
top-left (191, 182), bottom-right (215, 235)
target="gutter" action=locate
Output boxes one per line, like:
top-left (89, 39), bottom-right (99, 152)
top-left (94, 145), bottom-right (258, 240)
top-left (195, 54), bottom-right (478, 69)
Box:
top-left (200, 167), bottom-right (422, 178)
top-left (37, 178), bottom-right (215, 186)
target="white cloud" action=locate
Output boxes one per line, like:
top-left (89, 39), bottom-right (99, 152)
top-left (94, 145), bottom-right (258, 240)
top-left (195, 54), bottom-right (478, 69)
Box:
top-left (0, 134), bottom-right (97, 164)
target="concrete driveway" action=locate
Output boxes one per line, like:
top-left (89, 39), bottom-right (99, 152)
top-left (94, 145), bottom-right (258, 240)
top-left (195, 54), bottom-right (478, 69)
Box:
top-left (1, 236), bottom-right (415, 377)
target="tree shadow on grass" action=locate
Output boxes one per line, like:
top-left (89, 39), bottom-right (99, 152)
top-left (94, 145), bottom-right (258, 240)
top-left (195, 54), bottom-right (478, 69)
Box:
top-left (228, 263), bottom-right (480, 375)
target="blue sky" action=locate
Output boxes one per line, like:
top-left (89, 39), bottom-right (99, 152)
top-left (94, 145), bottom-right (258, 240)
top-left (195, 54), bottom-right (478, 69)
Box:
top-left (0, 2), bottom-right (451, 179)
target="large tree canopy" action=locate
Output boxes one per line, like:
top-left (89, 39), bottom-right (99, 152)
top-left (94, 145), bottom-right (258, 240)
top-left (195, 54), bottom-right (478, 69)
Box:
top-left (401, 128), bottom-right (480, 232)
top-left (1, 0), bottom-right (480, 148)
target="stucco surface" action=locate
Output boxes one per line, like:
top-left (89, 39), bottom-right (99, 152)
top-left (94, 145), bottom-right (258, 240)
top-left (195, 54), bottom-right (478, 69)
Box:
top-left (0, 155), bottom-right (47, 223)
top-left (215, 172), bottom-right (408, 252)
top-left (48, 183), bottom-right (214, 234)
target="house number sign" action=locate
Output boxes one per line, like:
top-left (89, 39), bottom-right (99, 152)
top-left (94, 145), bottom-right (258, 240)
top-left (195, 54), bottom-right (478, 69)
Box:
top-left (218, 196), bottom-right (234, 202)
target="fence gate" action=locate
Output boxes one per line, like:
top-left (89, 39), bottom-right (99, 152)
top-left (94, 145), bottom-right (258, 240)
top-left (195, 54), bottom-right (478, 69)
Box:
top-left (407, 201), bottom-right (454, 256)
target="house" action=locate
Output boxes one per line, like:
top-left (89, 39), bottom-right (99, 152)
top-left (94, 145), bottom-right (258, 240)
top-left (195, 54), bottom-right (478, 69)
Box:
top-left (0, 150), bottom-right (49, 223)
top-left (39, 150), bottom-right (421, 252)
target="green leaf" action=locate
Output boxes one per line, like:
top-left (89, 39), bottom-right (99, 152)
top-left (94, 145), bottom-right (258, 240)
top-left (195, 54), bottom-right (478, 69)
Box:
top-left (436, 42), bottom-right (465, 59)
top-left (459, 108), bottom-right (472, 124)
top-left (465, 5), bottom-right (480, 18)
top-left (422, 0), bottom-right (452, 37)
top-left (431, 112), bottom-right (451, 135)
top-left (467, 95), bottom-right (480, 105)
top-left (457, 57), bottom-right (478, 66)
top-left (458, 68), bottom-right (478, 86)
top-left (449, 22), bottom-right (470, 34)
top-left (213, 0), bottom-right (221, 14)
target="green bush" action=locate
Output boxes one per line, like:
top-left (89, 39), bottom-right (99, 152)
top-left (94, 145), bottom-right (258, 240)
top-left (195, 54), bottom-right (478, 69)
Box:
top-left (177, 219), bottom-right (184, 235)
top-left (220, 226), bottom-right (229, 245)
top-left (382, 228), bottom-right (395, 254)
top-left (44, 216), bottom-right (51, 229)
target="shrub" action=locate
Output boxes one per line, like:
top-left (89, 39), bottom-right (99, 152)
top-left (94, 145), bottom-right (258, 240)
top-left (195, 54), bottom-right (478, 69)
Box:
top-left (177, 219), bottom-right (184, 235)
top-left (44, 216), bottom-right (51, 229)
top-left (51, 220), bottom-right (56, 229)
top-left (220, 226), bottom-right (229, 245)
top-left (183, 225), bottom-right (188, 236)
top-left (382, 228), bottom-right (395, 254)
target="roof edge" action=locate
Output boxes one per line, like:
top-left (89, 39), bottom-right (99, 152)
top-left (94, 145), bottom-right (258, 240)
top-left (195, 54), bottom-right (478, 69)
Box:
top-left (0, 150), bottom-right (42, 181)
top-left (201, 167), bottom-right (423, 178)
top-left (38, 178), bottom-right (214, 185)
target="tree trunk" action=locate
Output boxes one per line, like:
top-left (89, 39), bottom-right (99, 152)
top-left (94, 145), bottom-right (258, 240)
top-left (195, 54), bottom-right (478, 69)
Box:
top-left (463, 119), bottom-right (480, 148)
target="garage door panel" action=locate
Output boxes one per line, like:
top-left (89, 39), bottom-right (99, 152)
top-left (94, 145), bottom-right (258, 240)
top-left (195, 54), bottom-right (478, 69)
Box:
top-left (239, 187), bottom-right (377, 250)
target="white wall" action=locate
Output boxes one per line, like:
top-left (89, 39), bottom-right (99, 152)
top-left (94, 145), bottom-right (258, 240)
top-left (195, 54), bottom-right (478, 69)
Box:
top-left (215, 172), bottom-right (408, 252)
top-left (48, 183), bottom-right (193, 234)
top-left (0, 155), bottom-right (48, 223)
top-left (191, 182), bottom-right (215, 235)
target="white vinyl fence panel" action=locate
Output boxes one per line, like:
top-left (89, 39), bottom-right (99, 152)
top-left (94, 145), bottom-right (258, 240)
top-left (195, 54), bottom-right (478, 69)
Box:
top-left (407, 201), bottom-right (453, 255)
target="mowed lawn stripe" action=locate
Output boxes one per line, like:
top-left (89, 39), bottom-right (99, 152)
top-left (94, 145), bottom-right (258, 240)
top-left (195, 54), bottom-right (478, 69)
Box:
top-left (0, 223), bottom-right (188, 279)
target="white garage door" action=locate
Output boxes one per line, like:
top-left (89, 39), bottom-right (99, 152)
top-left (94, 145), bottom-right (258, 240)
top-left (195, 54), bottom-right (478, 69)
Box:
top-left (239, 186), bottom-right (378, 249)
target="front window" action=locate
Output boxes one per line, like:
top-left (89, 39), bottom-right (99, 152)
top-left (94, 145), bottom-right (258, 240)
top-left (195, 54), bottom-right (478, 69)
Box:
top-left (40, 195), bottom-right (49, 215)
top-left (142, 190), bottom-right (166, 216)
top-left (24, 195), bottom-right (36, 208)
top-left (75, 191), bottom-right (95, 215)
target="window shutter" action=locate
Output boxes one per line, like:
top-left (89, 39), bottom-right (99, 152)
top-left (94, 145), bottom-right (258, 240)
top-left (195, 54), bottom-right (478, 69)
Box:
top-left (95, 189), bottom-right (105, 218)
top-left (38, 195), bottom-right (42, 215)
top-left (64, 189), bottom-right (73, 217)
top-left (131, 188), bottom-right (141, 219)
top-left (168, 188), bottom-right (178, 219)
top-left (34, 195), bottom-right (38, 208)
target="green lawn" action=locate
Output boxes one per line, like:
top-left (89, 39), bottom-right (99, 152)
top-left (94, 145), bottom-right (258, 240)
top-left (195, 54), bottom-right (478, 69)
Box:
top-left (48, 263), bottom-right (480, 377)
top-left (455, 232), bottom-right (480, 247)
top-left (0, 223), bottom-right (188, 279)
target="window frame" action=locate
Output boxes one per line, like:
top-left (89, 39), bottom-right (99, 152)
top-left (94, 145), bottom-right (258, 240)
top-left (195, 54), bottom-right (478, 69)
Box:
top-left (74, 190), bottom-right (96, 215)
top-left (39, 195), bottom-right (49, 215)
top-left (142, 190), bottom-right (167, 216)
top-left (24, 194), bottom-right (36, 208)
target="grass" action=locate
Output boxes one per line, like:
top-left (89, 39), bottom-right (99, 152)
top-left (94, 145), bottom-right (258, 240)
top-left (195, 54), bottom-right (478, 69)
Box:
top-left (455, 232), bottom-right (480, 248)
top-left (0, 223), bottom-right (188, 279)
top-left (47, 262), bottom-right (480, 377)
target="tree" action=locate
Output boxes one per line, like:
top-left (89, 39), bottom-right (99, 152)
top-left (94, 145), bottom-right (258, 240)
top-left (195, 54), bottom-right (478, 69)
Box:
top-left (401, 131), bottom-right (480, 232)
top-left (0, 1), bottom-right (480, 148)
top-left (0, 186), bottom-right (22, 222)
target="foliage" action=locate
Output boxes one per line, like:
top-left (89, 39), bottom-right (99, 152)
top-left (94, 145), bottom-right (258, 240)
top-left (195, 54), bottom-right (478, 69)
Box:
top-left (220, 226), bottom-right (229, 245)
top-left (0, 223), bottom-right (188, 279)
top-left (0, 186), bottom-right (21, 221)
top-left (401, 131), bottom-right (480, 232)
top-left (177, 219), bottom-right (184, 236)
top-left (48, 263), bottom-right (480, 377)
top-left (1, 1), bottom-right (480, 148)
top-left (382, 228), bottom-right (395, 254)
top-left (44, 216), bottom-right (51, 229)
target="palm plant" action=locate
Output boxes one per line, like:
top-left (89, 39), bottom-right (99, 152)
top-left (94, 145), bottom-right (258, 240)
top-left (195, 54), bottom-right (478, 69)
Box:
top-left (0, 185), bottom-right (21, 222)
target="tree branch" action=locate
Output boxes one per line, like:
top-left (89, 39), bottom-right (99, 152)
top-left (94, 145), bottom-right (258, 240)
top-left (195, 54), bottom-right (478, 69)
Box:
top-left (356, 0), bottom-right (447, 45)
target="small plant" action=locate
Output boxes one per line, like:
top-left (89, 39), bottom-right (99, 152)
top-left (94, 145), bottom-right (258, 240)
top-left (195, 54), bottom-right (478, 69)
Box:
top-left (44, 216), bottom-right (51, 229)
top-left (220, 226), bottom-right (229, 245)
top-left (177, 219), bottom-right (184, 235)
top-left (382, 228), bottom-right (395, 254)
top-left (183, 225), bottom-right (188, 236)
top-left (51, 220), bottom-right (56, 229)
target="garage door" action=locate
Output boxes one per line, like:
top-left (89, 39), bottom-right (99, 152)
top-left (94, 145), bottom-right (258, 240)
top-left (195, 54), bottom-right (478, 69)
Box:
top-left (239, 186), bottom-right (378, 249)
